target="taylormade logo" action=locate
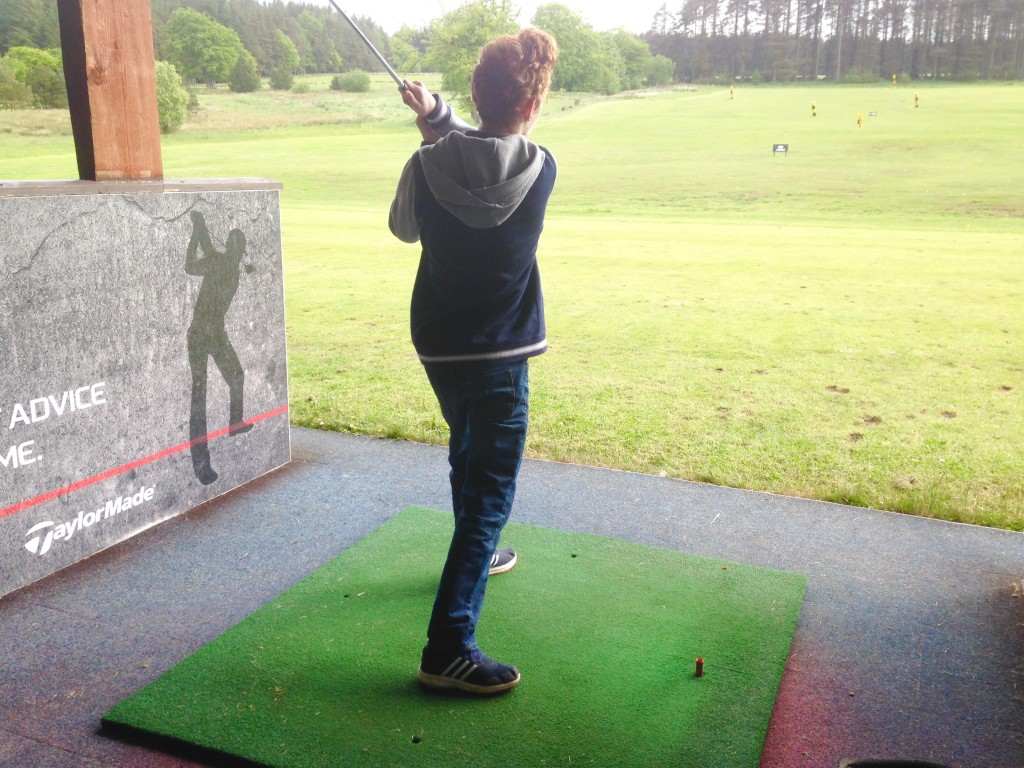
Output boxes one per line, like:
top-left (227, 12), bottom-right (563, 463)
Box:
top-left (23, 486), bottom-right (155, 556)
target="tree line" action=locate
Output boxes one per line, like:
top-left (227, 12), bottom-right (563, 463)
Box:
top-left (0, 0), bottom-right (678, 124)
top-left (148, 0), bottom-right (395, 77)
top-left (390, 1), bottom-right (675, 110)
top-left (644, 0), bottom-right (1024, 81)
top-left (0, 0), bottom-right (393, 77)
top-left (0, 0), bottom-right (675, 101)
top-left (5, 0), bottom-right (1012, 118)
top-left (0, 0), bottom-right (395, 111)
top-left (0, 0), bottom-right (402, 118)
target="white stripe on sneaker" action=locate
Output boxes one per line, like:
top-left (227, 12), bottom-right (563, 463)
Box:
top-left (456, 663), bottom-right (478, 681)
top-left (441, 658), bottom-right (480, 681)
top-left (442, 658), bottom-right (466, 677)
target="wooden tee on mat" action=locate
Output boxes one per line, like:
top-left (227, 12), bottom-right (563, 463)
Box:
top-left (56, 0), bottom-right (163, 181)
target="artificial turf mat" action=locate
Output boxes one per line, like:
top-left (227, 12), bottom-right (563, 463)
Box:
top-left (102, 507), bottom-right (806, 767)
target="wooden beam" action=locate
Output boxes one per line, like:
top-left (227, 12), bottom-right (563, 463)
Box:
top-left (57, 0), bottom-right (163, 181)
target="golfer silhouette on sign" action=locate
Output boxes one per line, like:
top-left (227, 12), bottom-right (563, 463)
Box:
top-left (185, 210), bottom-right (252, 485)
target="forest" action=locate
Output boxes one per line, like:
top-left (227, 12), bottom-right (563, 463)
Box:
top-left (0, 0), bottom-right (1020, 91)
top-left (646, 0), bottom-right (1024, 81)
top-left (0, 0), bottom-right (394, 76)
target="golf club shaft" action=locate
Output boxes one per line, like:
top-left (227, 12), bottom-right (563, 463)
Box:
top-left (325, 0), bottom-right (406, 89)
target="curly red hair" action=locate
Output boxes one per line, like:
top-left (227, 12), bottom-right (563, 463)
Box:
top-left (471, 28), bottom-right (558, 128)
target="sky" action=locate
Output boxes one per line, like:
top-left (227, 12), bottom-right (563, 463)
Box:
top-left (315, 1), bottom-right (668, 35)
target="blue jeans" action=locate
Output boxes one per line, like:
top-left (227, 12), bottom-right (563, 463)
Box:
top-left (423, 359), bottom-right (530, 653)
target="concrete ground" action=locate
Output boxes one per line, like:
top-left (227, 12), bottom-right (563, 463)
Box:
top-left (1, 427), bottom-right (1021, 768)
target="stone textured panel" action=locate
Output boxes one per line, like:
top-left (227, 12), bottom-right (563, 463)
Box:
top-left (0, 188), bottom-right (290, 596)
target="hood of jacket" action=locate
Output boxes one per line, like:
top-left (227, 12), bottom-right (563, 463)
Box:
top-left (417, 130), bottom-right (546, 229)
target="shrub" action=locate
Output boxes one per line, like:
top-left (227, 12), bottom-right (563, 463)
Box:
top-left (229, 50), bottom-right (261, 93)
top-left (291, 80), bottom-right (311, 94)
top-left (25, 65), bottom-right (67, 108)
top-left (331, 69), bottom-right (371, 92)
top-left (1, 46), bottom-right (66, 108)
top-left (269, 64), bottom-right (293, 91)
top-left (269, 30), bottom-right (299, 90)
top-left (154, 60), bottom-right (189, 133)
top-left (3, 46), bottom-right (60, 83)
top-left (642, 56), bottom-right (675, 87)
top-left (0, 59), bottom-right (33, 108)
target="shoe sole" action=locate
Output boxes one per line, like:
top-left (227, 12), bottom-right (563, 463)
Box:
top-left (417, 668), bottom-right (521, 695)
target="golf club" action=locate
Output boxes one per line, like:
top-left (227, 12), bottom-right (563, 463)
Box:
top-left (324, 0), bottom-right (407, 90)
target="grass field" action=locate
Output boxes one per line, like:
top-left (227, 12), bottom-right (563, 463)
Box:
top-left (1, 78), bottom-right (1021, 529)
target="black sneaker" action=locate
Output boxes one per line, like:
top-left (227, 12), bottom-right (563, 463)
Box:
top-left (418, 647), bottom-right (521, 695)
top-left (489, 547), bottom-right (517, 576)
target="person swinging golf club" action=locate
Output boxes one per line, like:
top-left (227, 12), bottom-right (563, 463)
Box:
top-left (390, 27), bottom-right (559, 695)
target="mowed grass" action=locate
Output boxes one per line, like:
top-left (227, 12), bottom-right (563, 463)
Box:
top-left (1, 79), bottom-right (1021, 529)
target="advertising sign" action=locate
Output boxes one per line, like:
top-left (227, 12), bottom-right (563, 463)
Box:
top-left (0, 186), bottom-right (290, 596)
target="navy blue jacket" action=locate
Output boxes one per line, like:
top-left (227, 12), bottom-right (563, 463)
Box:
top-left (407, 146), bottom-right (554, 363)
top-left (390, 116), bottom-right (556, 364)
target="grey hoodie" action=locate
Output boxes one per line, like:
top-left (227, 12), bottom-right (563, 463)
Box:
top-left (389, 101), bottom-right (547, 241)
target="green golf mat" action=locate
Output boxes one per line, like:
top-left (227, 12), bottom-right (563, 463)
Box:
top-left (103, 507), bottom-right (806, 767)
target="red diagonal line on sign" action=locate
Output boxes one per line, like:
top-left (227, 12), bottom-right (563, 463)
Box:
top-left (0, 404), bottom-right (289, 520)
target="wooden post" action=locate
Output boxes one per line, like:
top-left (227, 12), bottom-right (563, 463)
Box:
top-left (57, 0), bottom-right (163, 181)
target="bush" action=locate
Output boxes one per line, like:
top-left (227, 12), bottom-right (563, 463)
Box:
top-left (269, 64), bottom-right (293, 91)
top-left (269, 30), bottom-right (299, 90)
top-left (3, 46), bottom-right (60, 83)
top-left (0, 59), bottom-right (33, 109)
top-left (154, 60), bottom-right (189, 133)
top-left (229, 50), bottom-right (261, 93)
top-left (1, 46), bottom-right (65, 108)
top-left (25, 65), bottom-right (67, 108)
top-left (642, 56), bottom-right (675, 87)
top-left (291, 80), bottom-right (311, 94)
top-left (331, 69), bottom-right (371, 92)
